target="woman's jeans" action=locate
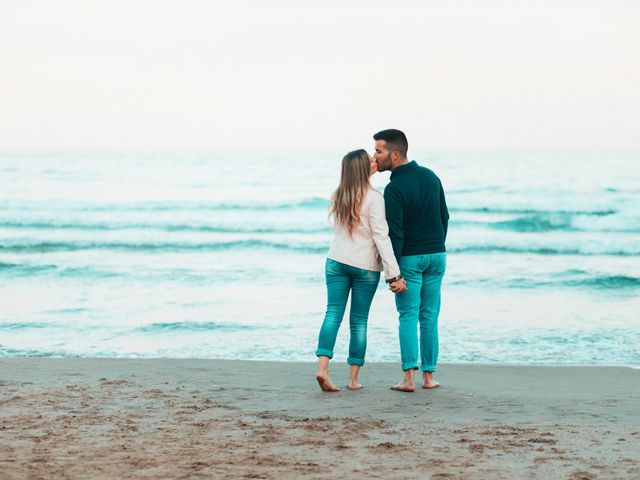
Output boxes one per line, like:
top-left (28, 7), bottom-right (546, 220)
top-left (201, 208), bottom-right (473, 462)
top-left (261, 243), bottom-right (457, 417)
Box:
top-left (316, 259), bottom-right (380, 366)
top-left (395, 253), bottom-right (446, 372)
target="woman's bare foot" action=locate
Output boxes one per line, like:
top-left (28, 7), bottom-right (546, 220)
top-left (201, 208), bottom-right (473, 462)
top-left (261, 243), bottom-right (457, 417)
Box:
top-left (422, 371), bottom-right (440, 389)
top-left (390, 379), bottom-right (415, 392)
top-left (348, 365), bottom-right (362, 390)
top-left (316, 371), bottom-right (340, 392)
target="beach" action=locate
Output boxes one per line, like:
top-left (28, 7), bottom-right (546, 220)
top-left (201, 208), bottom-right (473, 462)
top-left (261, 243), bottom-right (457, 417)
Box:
top-left (3, 1), bottom-right (640, 478)
top-left (1, 359), bottom-right (639, 479)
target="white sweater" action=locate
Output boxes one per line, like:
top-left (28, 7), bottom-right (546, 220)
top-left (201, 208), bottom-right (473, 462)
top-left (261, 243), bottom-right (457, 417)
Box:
top-left (327, 188), bottom-right (401, 280)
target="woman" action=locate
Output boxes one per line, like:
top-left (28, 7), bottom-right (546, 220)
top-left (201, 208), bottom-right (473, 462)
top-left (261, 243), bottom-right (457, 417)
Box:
top-left (316, 149), bottom-right (407, 392)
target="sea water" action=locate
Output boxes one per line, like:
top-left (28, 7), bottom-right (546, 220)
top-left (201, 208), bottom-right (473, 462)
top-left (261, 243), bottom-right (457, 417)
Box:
top-left (1, 150), bottom-right (638, 365)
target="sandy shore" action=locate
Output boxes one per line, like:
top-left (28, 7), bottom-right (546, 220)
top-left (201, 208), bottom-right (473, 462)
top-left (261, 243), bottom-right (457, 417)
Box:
top-left (1, 359), bottom-right (639, 479)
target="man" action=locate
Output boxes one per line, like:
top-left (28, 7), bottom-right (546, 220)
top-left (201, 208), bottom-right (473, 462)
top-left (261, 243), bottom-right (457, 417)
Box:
top-left (373, 129), bottom-right (449, 392)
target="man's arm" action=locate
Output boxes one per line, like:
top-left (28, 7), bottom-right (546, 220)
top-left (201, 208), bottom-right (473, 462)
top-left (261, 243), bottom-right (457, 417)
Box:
top-left (439, 180), bottom-right (449, 241)
top-left (383, 185), bottom-right (405, 260)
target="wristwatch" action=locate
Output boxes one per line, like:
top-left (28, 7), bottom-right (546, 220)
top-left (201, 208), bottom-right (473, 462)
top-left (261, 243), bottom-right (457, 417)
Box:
top-left (385, 275), bottom-right (404, 284)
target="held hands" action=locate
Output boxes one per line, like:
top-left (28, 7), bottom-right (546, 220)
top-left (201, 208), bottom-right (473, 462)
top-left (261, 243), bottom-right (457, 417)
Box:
top-left (388, 278), bottom-right (407, 294)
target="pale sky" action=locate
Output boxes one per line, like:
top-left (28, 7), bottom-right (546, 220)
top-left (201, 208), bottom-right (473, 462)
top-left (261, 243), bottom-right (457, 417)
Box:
top-left (1, 0), bottom-right (639, 151)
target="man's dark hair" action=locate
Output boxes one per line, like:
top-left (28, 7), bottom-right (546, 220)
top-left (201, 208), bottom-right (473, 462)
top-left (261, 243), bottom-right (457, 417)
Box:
top-left (373, 129), bottom-right (408, 158)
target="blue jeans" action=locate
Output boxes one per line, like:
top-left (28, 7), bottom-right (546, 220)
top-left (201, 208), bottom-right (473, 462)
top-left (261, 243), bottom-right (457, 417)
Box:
top-left (316, 259), bottom-right (380, 366)
top-left (395, 253), bottom-right (446, 372)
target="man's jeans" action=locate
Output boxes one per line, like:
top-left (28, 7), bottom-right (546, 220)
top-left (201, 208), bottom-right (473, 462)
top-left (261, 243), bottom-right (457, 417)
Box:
top-left (395, 253), bottom-right (446, 372)
top-left (316, 259), bottom-right (380, 366)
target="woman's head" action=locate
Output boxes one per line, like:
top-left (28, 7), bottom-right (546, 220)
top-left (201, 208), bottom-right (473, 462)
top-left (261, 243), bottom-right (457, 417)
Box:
top-left (329, 149), bottom-right (375, 235)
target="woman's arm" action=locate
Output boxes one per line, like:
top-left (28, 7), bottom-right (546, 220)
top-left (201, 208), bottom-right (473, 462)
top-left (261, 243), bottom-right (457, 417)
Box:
top-left (369, 191), bottom-right (401, 280)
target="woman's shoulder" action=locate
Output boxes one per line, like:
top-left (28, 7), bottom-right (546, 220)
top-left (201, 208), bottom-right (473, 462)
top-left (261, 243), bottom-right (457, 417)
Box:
top-left (365, 187), bottom-right (384, 205)
top-left (366, 187), bottom-right (383, 199)
top-left (362, 188), bottom-right (384, 218)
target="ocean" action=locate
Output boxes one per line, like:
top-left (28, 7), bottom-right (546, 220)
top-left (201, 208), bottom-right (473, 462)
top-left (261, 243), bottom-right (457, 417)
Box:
top-left (1, 150), bottom-right (638, 365)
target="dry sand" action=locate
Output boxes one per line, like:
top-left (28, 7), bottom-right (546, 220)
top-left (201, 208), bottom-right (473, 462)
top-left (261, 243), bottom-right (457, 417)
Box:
top-left (1, 359), bottom-right (639, 479)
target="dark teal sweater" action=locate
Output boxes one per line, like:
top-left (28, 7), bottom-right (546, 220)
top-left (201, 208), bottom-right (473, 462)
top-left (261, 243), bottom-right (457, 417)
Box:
top-left (383, 160), bottom-right (449, 259)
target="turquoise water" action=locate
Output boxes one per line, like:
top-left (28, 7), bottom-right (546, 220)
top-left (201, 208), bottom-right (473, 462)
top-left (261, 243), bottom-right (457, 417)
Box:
top-left (1, 150), bottom-right (639, 365)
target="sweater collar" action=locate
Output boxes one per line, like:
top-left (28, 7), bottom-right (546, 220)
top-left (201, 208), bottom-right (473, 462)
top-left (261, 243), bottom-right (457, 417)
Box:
top-left (390, 160), bottom-right (417, 179)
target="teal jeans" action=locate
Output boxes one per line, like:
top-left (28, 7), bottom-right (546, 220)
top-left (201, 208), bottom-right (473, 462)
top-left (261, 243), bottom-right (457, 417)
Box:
top-left (316, 259), bottom-right (380, 366)
top-left (395, 253), bottom-right (446, 372)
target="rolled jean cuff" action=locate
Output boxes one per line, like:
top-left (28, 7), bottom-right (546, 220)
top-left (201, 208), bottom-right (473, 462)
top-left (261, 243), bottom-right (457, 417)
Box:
top-left (420, 365), bottom-right (437, 372)
top-left (347, 356), bottom-right (365, 366)
top-left (316, 349), bottom-right (333, 359)
top-left (402, 362), bottom-right (419, 371)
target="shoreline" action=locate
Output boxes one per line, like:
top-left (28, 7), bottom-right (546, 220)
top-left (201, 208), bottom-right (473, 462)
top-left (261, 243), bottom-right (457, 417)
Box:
top-left (3, 356), bottom-right (639, 368)
top-left (2, 359), bottom-right (639, 479)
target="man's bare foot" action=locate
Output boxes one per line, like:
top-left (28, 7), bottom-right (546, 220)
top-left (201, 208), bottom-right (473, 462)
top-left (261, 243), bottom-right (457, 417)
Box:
top-left (390, 380), bottom-right (415, 392)
top-left (348, 381), bottom-right (363, 390)
top-left (316, 372), bottom-right (340, 392)
top-left (422, 372), bottom-right (440, 389)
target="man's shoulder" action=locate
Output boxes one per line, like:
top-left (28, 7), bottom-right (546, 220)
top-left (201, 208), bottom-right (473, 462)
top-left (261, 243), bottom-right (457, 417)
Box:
top-left (383, 181), bottom-right (402, 197)
top-left (414, 164), bottom-right (442, 185)
top-left (415, 163), bottom-right (438, 176)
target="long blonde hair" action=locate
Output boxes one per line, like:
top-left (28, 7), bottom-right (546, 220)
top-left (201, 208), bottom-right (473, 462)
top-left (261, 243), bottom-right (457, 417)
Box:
top-left (329, 149), bottom-right (371, 236)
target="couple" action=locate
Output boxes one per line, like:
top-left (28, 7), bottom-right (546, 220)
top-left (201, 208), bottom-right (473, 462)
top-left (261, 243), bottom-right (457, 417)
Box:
top-left (315, 129), bottom-right (449, 393)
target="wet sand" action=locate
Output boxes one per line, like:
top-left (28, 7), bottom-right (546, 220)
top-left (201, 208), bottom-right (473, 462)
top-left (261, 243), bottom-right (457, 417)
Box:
top-left (1, 359), bottom-right (639, 479)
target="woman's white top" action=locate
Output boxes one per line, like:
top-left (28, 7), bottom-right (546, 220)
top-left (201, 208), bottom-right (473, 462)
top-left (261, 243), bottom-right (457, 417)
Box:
top-left (327, 188), bottom-right (401, 280)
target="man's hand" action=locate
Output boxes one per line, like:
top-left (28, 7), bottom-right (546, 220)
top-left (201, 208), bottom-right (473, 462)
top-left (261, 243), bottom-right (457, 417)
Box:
top-left (389, 278), bottom-right (407, 293)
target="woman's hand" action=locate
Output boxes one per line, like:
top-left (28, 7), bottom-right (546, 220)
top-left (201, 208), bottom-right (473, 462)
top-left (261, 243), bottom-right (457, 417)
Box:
top-left (389, 278), bottom-right (407, 293)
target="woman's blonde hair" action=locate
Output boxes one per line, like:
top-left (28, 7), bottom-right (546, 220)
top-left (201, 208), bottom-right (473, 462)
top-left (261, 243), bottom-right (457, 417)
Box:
top-left (329, 149), bottom-right (371, 236)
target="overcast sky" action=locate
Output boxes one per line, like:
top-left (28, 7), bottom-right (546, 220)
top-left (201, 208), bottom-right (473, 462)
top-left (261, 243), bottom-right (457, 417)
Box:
top-left (1, 0), bottom-right (639, 151)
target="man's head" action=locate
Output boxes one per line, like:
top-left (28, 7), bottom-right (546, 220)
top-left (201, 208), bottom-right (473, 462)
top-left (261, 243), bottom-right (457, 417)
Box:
top-left (373, 129), bottom-right (408, 172)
